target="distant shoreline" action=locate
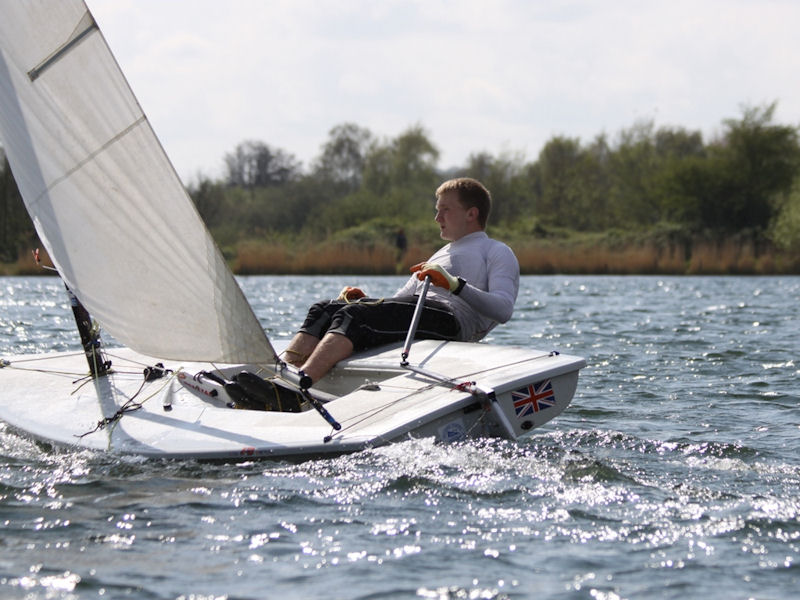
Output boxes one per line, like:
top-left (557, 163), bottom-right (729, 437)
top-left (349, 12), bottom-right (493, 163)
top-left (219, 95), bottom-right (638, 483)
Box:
top-left (4, 237), bottom-right (798, 277)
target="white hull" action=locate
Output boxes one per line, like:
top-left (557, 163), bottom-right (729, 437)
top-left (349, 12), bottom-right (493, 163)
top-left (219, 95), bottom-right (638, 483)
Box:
top-left (0, 4), bottom-right (586, 461)
top-left (0, 341), bottom-right (584, 460)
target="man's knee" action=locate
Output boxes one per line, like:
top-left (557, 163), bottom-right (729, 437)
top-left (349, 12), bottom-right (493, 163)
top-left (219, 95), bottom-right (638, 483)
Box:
top-left (327, 307), bottom-right (364, 349)
top-left (300, 300), bottom-right (338, 339)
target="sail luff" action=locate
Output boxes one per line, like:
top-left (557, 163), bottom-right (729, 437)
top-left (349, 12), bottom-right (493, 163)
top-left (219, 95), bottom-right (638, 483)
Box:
top-left (0, 1), bottom-right (276, 364)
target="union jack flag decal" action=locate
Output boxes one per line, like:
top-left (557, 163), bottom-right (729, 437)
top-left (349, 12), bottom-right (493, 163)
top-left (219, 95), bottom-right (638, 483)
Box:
top-left (512, 379), bottom-right (555, 418)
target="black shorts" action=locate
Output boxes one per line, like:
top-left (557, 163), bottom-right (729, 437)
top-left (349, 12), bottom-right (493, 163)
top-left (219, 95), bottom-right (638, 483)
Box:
top-left (299, 295), bottom-right (461, 352)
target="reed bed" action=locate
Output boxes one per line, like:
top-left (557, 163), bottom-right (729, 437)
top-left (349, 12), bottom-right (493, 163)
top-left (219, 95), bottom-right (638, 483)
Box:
top-left (230, 237), bottom-right (799, 275)
top-left (0, 248), bottom-right (52, 275)
top-left (234, 240), bottom-right (438, 275)
top-left (515, 241), bottom-right (679, 274)
top-left (515, 238), bottom-right (799, 275)
top-left (3, 238), bottom-right (798, 276)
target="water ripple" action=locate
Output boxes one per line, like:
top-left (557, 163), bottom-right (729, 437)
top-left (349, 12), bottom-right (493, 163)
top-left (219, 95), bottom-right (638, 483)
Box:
top-left (2, 275), bottom-right (800, 599)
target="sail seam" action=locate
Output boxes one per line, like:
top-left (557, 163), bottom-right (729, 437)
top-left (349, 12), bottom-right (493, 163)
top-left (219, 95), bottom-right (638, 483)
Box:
top-left (28, 15), bottom-right (98, 81)
top-left (32, 116), bottom-right (148, 207)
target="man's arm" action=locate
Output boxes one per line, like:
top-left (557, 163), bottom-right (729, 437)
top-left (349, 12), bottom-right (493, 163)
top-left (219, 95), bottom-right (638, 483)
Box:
top-left (457, 244), bottom-right (519, 323)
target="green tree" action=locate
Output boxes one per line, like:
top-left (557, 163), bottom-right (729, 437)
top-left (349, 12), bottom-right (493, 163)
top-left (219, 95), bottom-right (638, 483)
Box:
top-left (606, 121), bottom-right (661, 227)
top-left (548, 134), bottom-right (614, 232)
top-left (363, 125), bottom-right (438, 194)
top-left (659, 154), bottom-right (712, 227)
top-left (460, 151), bottom-right (528, 227)
top-left (704, 103), bottom-right (800, 231)
top-left (770, 175), bottom-right (800, 252)
top-left (312, 123), bottom-right (374, 193)
top-left (531, 136), bottom-right (584, 227)
top-left (389, 125), bottom-right (439, 187)
top-left (363, 125), bottom-right (439, 216)
top-left (188, 174), bottom-right (227, 226)
top-left (653, 127), bottom-right (707, 227)
top-left (654, 127), bottom-right (704, 159)
top-left (224, 140), bottom-right (301, 189)
top-left (0, 154), bottom-right (35, 262)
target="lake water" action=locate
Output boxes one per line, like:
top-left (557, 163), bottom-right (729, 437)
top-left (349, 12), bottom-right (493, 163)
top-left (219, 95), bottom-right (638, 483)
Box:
top-left (0, 275), bottom-right (798, 599)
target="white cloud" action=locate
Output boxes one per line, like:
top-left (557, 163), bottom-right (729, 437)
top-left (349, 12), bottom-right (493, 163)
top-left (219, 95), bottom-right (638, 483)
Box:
top-left (88, 0), bottom-right (800, 180)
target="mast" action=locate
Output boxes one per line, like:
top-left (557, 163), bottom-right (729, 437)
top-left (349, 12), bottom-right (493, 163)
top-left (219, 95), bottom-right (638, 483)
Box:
top-left (34, 249), bottom-right (110, 377)
top-left (65, 285), bottom-right (110, 377)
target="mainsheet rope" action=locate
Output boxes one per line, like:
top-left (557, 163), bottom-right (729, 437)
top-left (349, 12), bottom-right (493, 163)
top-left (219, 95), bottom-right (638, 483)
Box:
top-left (76, 366), bottom-right (178, 439)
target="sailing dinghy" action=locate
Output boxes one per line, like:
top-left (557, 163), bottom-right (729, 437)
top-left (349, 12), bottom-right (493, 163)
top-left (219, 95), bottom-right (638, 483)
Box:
top-left (0, 1), bottom-right (585, 459)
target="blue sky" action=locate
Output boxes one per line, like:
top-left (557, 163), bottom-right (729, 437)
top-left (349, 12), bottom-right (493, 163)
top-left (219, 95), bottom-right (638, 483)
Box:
top-left (89, 0), bottom-right (800, 182)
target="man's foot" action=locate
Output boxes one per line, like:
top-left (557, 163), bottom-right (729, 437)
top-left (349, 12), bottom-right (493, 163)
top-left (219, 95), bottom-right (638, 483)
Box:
top-left (230, 371), bottom-right (305, 412)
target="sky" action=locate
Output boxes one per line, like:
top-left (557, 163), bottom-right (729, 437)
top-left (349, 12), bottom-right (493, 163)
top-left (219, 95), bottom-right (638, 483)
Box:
top-left (87, 0), bottom-right (800, 182)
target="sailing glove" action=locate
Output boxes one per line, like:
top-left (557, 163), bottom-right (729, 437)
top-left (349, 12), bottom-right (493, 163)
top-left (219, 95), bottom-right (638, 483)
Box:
top-left (411, 263), bottom-right (465, 295)
top-left (337, 286), bottom-right (366, 302)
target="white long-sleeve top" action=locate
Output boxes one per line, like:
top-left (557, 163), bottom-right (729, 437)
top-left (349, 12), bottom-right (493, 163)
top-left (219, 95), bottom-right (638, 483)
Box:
top-left (395, 231), bottom-right (520, 341)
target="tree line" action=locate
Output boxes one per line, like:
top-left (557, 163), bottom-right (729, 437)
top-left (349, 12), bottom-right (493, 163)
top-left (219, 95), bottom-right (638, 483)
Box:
top-left (2, 102), bottom-right (800, 268)
top-left (189, 102), bottom-right (800, 256)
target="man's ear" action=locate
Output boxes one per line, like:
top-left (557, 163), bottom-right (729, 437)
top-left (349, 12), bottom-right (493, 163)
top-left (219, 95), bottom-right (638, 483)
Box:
top-left (466, 206), bottom-right (479, 222)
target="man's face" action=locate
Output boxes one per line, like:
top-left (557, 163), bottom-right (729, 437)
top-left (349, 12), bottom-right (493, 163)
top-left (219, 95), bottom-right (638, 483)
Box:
top-left (434, 191), bottom-right (477, 241)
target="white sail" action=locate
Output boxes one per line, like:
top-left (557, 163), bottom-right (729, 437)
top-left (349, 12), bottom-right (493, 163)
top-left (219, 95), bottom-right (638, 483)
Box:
top-left (0, 1), bottom-right (276, 364)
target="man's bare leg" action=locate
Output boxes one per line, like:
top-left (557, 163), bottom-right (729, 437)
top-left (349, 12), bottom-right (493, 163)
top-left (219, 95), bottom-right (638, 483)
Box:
top-left (300, 332), bottom-right (354, 384)
top-left (283, 332), bottom-right (319, 367)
